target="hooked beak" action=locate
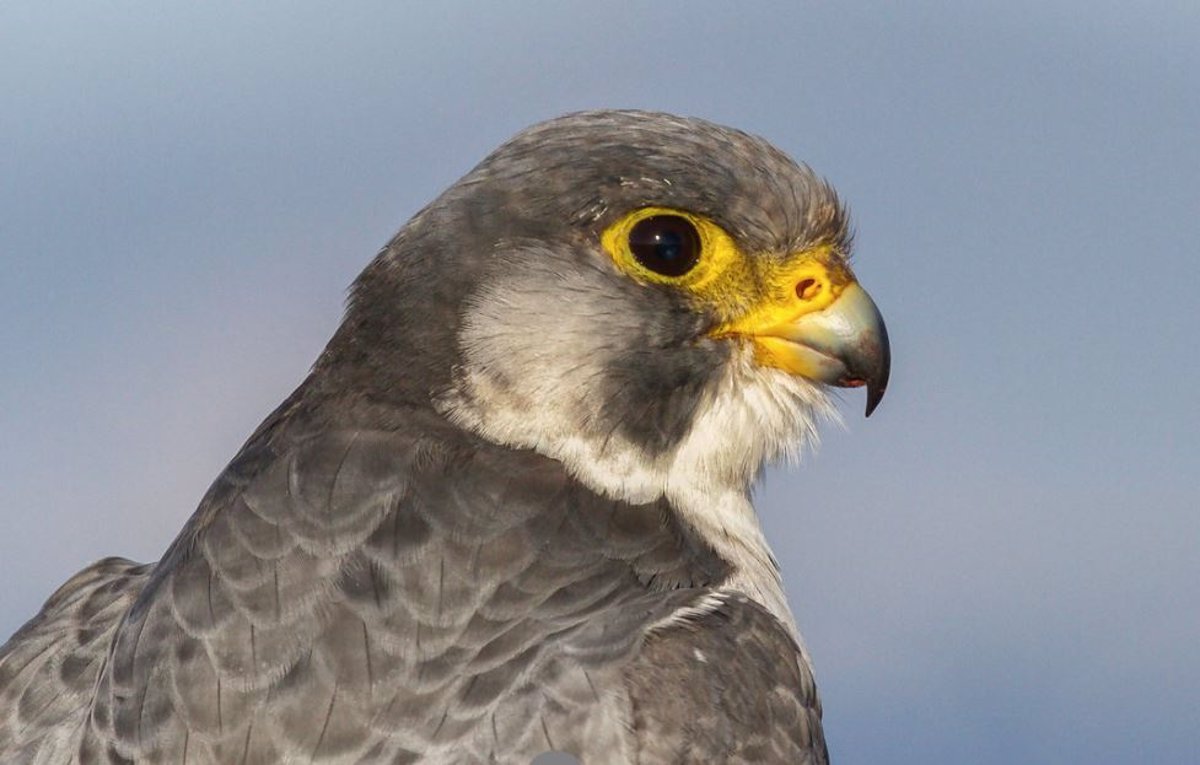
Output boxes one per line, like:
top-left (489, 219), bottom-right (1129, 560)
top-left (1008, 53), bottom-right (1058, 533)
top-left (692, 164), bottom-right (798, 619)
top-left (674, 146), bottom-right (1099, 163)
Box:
top-left (716, 267), bottom-right (891, 416)
top-left (754, 282), bottom-right (890, 416)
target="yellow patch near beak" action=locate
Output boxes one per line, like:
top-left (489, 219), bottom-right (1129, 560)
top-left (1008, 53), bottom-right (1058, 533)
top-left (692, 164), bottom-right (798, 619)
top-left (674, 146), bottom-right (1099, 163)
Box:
top-left (713, 255), bottom-right (891, 416)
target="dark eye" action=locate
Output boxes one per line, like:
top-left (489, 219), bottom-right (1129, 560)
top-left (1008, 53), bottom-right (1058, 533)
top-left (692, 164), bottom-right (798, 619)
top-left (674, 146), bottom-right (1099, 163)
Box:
top-left (627, 215), bottom-right (701, 277)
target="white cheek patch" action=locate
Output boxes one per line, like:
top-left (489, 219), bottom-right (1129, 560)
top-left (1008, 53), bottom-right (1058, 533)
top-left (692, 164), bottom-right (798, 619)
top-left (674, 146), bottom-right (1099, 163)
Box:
top-left (436, 257), bottom-right (675, 503)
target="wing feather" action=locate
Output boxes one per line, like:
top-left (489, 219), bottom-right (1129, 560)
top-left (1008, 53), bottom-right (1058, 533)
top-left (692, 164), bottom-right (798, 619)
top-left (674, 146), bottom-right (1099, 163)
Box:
top-left (624, 593), bottom-right (829, 764)
top-left (2, 413), bottom-right (789, 764)
top-left (0, 557), bottom-right (152, 762)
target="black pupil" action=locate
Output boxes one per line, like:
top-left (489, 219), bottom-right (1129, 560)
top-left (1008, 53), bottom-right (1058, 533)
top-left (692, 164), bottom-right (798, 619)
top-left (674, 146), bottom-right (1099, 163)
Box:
top-left (628, 215), bottom-right (700, 277)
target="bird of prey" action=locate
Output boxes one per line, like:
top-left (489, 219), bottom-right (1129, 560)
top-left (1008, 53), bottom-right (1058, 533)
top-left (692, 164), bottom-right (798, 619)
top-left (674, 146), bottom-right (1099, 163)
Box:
top-left (0, 110), bottom-right (889, 764)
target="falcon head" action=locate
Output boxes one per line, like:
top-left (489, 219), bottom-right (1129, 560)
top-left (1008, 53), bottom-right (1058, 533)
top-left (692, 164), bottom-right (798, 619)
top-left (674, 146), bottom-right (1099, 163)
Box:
top-left (319, 110), bottom-right (889, 507)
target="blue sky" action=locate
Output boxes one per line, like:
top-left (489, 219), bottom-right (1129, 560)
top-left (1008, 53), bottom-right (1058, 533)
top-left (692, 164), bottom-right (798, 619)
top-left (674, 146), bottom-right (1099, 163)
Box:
top-left (2, 2), bottom-right (1197, 762)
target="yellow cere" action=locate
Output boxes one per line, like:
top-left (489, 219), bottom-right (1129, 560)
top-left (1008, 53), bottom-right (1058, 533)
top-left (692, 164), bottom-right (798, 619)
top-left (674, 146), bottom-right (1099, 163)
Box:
top-left (600, 206), bottom-right (853, 332)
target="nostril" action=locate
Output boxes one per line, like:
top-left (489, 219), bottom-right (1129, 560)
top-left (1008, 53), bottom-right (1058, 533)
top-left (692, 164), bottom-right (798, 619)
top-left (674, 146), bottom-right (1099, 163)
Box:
top-left (796, 278), bottom-right (820, 301)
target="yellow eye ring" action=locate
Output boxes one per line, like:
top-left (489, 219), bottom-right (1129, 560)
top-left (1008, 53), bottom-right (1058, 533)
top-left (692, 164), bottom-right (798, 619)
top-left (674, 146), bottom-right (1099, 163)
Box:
top-left (600, 207), bottom-right (740, 289)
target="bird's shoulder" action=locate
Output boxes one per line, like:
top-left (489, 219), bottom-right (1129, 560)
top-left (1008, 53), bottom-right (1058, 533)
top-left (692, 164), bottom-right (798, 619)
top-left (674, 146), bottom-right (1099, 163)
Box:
top-left (0, 556), bottom-right (153, 759)
top-left (624, 591), bottom-right (829, 765)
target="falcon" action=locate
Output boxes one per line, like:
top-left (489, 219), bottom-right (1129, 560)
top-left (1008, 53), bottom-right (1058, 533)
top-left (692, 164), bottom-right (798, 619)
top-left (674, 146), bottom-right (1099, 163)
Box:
top-left (0, 110), bottom-right (889, 764)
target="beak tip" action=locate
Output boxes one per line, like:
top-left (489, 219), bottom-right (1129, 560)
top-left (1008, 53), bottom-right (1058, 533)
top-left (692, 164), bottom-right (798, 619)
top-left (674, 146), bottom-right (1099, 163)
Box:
top-left (864, 385), bottom-right (885, 417)
top-left (862, 305), bottom-right (890, 418)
